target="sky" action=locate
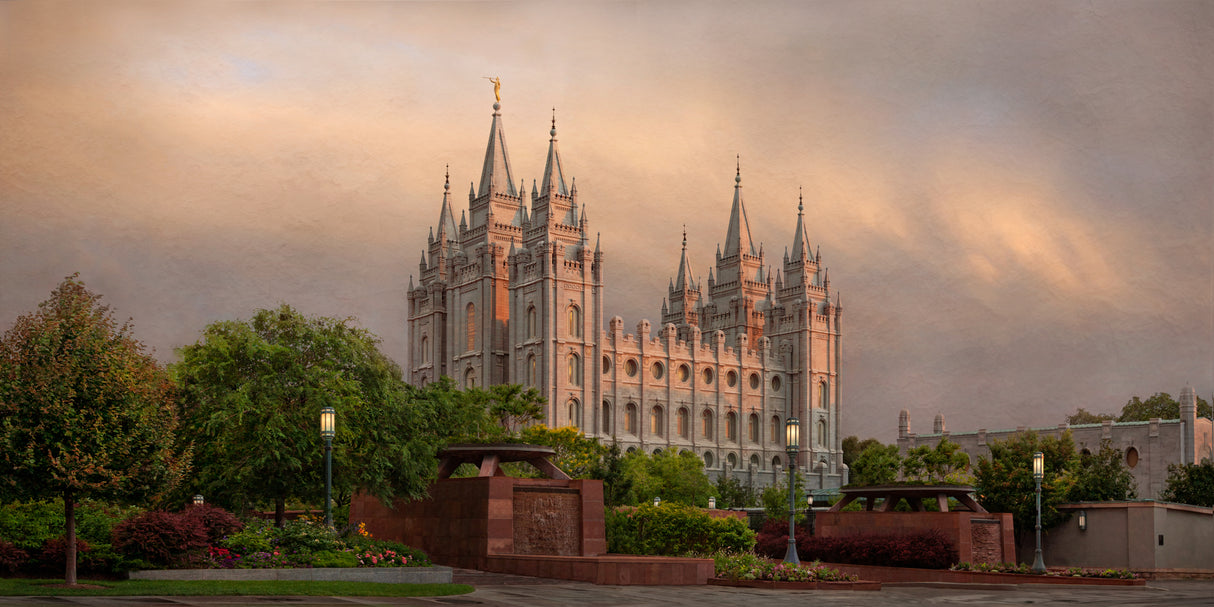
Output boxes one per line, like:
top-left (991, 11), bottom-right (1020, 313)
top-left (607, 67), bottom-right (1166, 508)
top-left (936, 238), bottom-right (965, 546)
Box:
top-left (1, 1), bottom-right (1210, 442)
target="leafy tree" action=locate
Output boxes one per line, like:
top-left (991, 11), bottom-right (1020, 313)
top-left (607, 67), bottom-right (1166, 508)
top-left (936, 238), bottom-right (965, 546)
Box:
top-left (1159, 461), bottom-right (1214, 507)
top-left (842, 435), bottom-right (883, 467)
top-left (618, 450), bottom-right (715, 507)
top-left (469, 384), bottom-right (545, 442)
top-left (1118, 392), bottom-right (1212, 422)
top-left (849, 443), bottom-right (902, 486)
top-left (759, 471), bottom-right (805, 522)
top-left (715, 474), bottom-right (757, 509)
top-left (973, 431), bottom-right (1078, 547)
top-left (0, 276), bottom-right (187, 583)
top-left (901, 438), bottom-right (972, 484)
top-left (175, 305), bottom-right (460, 525)
top-left (1065, 408), bottom-right (1116, 425)
top-left (519, 425), bottom-right (608, 479)
top-left (1069, 439), bottom-right (1136, 502)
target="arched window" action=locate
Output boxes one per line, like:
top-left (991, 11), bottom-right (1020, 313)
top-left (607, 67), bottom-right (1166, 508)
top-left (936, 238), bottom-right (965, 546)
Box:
top-left (701, 410), bottom-right (714, 438)
top-left (727, 452), bottom-right (739, 469)
top-left (748, 413), bottom-right (759, 442)
top-left (464, 366), bottom-right (476, 389)
top-left (677, 407), bottom-right (689, 438)
top-left (602, 401), bottom-right (612, 433)
top-left (465, 303), bottom-right (476, 352)
top-left (568, 305), bottom-right (582, 338)
top-left (750, 454), bottom-right (761, 471)
top-left (817, 419), bottom-right (827, 447)
top-left (527, 354), bottom-right (537, 387)
top-left (650, 405), bottom-right (664, 436)
top-left (770, 415), bottom-right (780, 446)
top-left (819, 381), bottom-right (829, 409)
top-left (568, 398), bottom-right (581, 427)
top-left (771, 455), bottom-right (782, 469)
top-left (625, 403), bottom-right (638, 435)
top-left (726, 411), bottom-right (738, 441)
top-left (420, 335), bottom-right (429, 364)
top-left (526, 305), bottom-right (537, 339)
top-left (568, 353), bottom-right (581, 386)
top-left (703, 451), bottom-right (715, 469)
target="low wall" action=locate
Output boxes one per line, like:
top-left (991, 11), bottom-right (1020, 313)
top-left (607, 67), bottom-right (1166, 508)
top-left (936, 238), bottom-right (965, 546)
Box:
top-left (129, 566), bottom-right (453, 584)
top-left (815, 511), bottom-right (1015, 565)
top-left (350, 476), bottom-right (606, 571)
top-left (1030, 501), bottom-right (1214, 574)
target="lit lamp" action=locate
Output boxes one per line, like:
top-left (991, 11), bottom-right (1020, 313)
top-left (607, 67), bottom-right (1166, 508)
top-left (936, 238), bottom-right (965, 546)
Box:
top-left (784, 416), bottom-right (800, 564)
top-left (1078, 510), bottom-right (1087, 531)
top-left (806, 493), bottom-right (816, 536)
top-left (708, 497), bottom-right (716, 509)
top-left (654, 496), bottom-right (661, 507)
top-left (192, 494), bottom-right (204, 506)
top-left (320, 406), bottom-right (336, 528)
top-left (1031, 451), bottom-right (1046, 574)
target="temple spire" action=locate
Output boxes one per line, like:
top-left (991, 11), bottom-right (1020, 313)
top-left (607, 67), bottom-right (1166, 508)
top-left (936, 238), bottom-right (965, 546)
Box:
top-left (790, 185), bottom-right (811, 261)
top-left (435, 165), bottom-right (458, 242)
top-left (540, 107), bottom-right (569, 197)
top-left (477, 100), bottom-right (518, 198)
top-left (723, 156), bottom-right (757, 257)
top-left (674, 226), bottom-right (696, 291)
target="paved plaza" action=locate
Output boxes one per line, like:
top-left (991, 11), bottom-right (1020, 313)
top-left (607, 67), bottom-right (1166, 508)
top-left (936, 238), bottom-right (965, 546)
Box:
top-left (1, 576), bottom-right (1213, 607)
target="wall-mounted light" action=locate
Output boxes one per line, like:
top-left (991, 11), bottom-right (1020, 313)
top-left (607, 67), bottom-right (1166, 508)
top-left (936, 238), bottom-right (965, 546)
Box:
top-left (708, 497), bottom-right (716, 509)
top-left (1078, 510), bottom-right (1087, 531)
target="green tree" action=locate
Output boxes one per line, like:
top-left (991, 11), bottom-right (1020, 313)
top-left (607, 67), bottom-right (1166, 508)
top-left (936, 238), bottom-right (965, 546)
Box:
top-left (759, 471), bottom-right (804, 522)
top-left (973, 431), bottom-right (1078, 547)
top-left (1117, 392), bottom-right (1212, 422)
top-left (1159, 461), bottom-right (1214, 507)
top-left (0, 276), bottom-right (187, 583)
top-left (1065, 408), bottom-right (1117, 425)
top-left (519, 425), bottom-right (609, 478)
top-left (714, 474), bottom-right (757, 509)
top-left (842, 435), bottom-right (883, 467)
top-left (849, 443), bottom-right (902, 486)
top-left (901, 438), bottom-right (972, 484)
top-left (618, 450), bottom-right (715, 507)
top-left (1069, 439), bottom-right (1136, 502)
top-left (175, 305), bottom-right (453, 525)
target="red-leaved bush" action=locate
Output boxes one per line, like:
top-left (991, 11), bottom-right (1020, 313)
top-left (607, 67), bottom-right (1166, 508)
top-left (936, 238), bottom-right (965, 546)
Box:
top-left (755, 519), bottom-right (958, 569)
top-left (37, 536), bottom-right (90, 570)
top-left (0, 540), bottom-right (28, 573)
top-left (179, 504), bottom-right (243, 545)
top-left (112, 511), bottom-right (209, 567)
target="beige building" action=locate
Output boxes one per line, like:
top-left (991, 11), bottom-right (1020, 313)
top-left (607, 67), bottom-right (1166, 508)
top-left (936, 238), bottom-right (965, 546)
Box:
top-left (407, 100), bottom-right (844, 489)
top-left (897, 386), bottom-right (1214, 498)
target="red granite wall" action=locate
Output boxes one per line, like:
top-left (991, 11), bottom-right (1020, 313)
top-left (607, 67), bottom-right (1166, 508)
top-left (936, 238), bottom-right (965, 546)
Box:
top-left (815, 511), bottom-right (1015, 565)
top-left (349, 476), bottom-right (606, 570)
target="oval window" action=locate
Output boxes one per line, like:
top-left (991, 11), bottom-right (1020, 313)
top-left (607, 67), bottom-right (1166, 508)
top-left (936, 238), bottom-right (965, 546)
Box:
top-left (651, 362), bottom-right (664, 380)
top-left (702, 367), bottom-right (715, 385)
top-left (625, 358), bottom-right (638, 377)
top-left (749, 373), bottom-right (760, 389)
top-left (771, 375), bottom-right (782, 391)
top-left (602, 355), bottom-right (612, 374)
top-left (678, 364), bottom-right (690, 382)
top-left (1126, 447), bottom-right (1139, 469)
top-left (726, 370), bottom-right (738, 387)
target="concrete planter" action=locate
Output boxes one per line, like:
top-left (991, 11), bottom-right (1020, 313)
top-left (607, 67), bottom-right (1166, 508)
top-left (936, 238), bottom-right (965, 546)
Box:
top-left (129, 566), bottom-right (453, 584)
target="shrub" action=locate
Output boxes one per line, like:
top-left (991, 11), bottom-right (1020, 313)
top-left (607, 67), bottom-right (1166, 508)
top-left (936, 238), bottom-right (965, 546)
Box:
top-left (312, 550), bottom-right (359, 568)
top-left (606, 503), bottom-right (755, 556)
top-left (32, 536), bottom-right (90, 573)
top-left (218, 518), bottom-right (274, 556)
top-left (755, 522), bottom-right (957, 569)
top-left (344, 536), bottom-right (431, 567)
top-left (111, 510), bottom-right (209, 567)
top-left (271, 519), bottom-right (343, 555)
top-left (710, 550), bottom-right (856, 582)
top-left (180, 505), bottom-right (242, 545)
top-left (0, 540), bottom-right (28, 573)
top-left (0, 500), bottom-right (63, 551)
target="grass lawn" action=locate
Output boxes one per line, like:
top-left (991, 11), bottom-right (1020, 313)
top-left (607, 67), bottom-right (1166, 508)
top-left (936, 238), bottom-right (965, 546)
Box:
top-left (0, 579), bottom-right (475, 597)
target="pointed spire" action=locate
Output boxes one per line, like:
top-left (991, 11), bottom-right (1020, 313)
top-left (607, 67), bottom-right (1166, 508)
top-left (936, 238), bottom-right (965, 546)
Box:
top-left (477, 101), bottom-right (517, 198)
top-left (723, 156), bottom-right (757, 257)
top-left (540, 107), bottom-right (569, 197)
top-left (435, 165), bottom-right (458, 242)
top-left (459, 209), bottom-right (467, 230)
top-left (674, 226), bottom-right (696, 291)
top-left (791, 186), bottom-right (811, 261)
top-left (509, 237), bottom-right (517, 256)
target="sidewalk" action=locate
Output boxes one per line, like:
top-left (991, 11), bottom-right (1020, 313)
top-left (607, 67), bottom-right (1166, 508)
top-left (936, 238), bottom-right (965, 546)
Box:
top-left (0, 578), bottom-right (1211, 606)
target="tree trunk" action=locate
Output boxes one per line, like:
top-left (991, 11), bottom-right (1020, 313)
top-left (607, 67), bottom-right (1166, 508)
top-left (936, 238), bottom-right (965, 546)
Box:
top-left (275, 496), bottom-right (285, 528)
top-left (64, 490), bottom-right (76, 585)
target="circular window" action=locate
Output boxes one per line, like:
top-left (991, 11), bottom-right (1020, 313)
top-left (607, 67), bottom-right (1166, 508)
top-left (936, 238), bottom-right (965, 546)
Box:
top-left (702, 367), bottom-right (715, 385)
top-left (749, 373), bottom-right (760, 389)
top-left (651, 362), bottom-right (665, 380)
top-left (678, 364), bottom-right (690, 382)
top-left (602, 355), bottom-right (612, 374)
top-left (1126, 447), bottom-right (1139, 468)
top-left (625, 358), bottom-right (638, 377)
top-left (771, 375), bottom-right (781, 391)
top-left (726, 370), bottom-right (738, 387)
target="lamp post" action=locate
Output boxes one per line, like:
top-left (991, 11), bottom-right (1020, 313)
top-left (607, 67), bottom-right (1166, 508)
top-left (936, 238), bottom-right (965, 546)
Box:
top-left (784, 417), bottom-right (800, 565)
top-left (1031, 451), bottom-right (1046, 574)
top-left (320, 406), bottom-right (336, 528)
top-left (192, 494), bottom-right (204, 507)
top-left (807, 494), bottom-right (816, 536)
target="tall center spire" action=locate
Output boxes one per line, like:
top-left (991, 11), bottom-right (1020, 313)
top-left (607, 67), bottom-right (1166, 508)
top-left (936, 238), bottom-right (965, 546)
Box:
top-left (723, 156), bottom-right (756, 258)
top-left (477, 100), bottom-right (518, 198)
top-left (540, 107), bottom-right (568, 197)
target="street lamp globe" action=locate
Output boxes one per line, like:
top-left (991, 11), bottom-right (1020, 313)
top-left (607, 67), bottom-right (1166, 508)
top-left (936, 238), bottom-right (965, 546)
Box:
top-left (783, 417), bottom-right (800, 565)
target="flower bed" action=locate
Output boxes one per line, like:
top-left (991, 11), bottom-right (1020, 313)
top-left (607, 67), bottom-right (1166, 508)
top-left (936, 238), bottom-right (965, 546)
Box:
top-left (951, 561), bottom-right (1138, 579)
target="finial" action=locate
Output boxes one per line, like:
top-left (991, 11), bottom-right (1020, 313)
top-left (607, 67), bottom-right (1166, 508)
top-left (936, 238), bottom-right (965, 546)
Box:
top-left (682, 225), bottom-right (687, 248)
top-left (798, 186), bottom-right (803, 213)
top-left (735, 155), bottom-right (741, 184)
top-left (444, 164), bottom-right (450, 191)
top-left (551, 107), bottom-right (557, 137)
